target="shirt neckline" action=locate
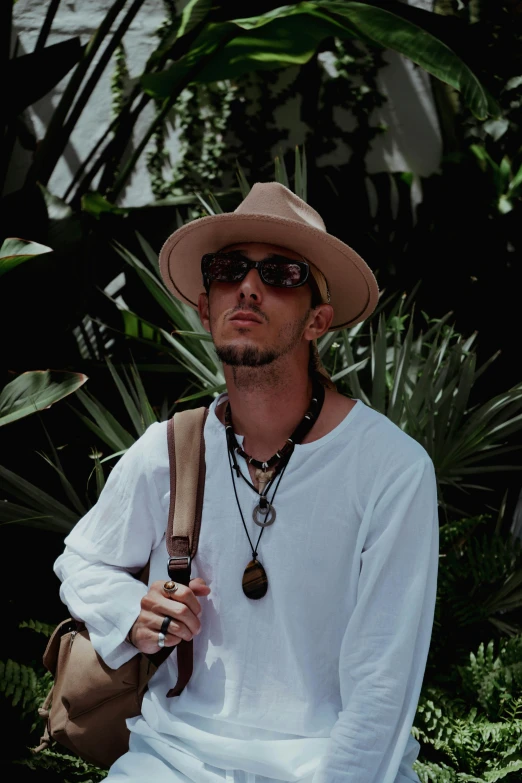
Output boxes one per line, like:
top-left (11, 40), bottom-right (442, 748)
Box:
top-left (207, 391), bottom-right (363, 452)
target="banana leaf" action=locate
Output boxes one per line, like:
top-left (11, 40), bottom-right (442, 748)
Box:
top-left (143, 2), bottom-right (494, 120)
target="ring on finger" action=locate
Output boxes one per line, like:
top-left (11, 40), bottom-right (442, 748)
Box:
top-left (158, 615), bottom-right (174, 648)
top-left (163, 580), bottom-right (179, 596)
top-left (160, 615), bottom-right (173, 636)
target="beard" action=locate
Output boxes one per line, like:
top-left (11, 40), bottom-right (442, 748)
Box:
top-left (212, 308), bottom-right (311, 369)
top-left (215, 343), bottom-right (279, 367)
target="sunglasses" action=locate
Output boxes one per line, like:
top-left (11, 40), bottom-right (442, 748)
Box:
top-left (201, 251), bottom-right (310, 290)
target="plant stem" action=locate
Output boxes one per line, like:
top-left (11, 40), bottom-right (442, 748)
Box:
top-left (35, 0), bottom-right (63, 51)
top-left (25, 0), bottom-right (128, 188)
top-left (71, 14), bottom-right (213, 201)
top-left (61, 0), bottom-right (147, 155)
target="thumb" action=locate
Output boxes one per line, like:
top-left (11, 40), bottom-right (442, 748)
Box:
top-left (189, 577), bottom-right (211, 594)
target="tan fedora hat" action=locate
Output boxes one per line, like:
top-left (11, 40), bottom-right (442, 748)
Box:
top-left (158, 182), bottom-right (379, 331)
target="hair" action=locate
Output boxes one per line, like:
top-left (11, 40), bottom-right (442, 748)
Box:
top-left (306, 263), bottom-right (337, 391)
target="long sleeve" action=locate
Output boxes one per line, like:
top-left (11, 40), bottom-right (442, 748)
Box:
top-left (311, 455), bottom-right (439, 783)
top-left (54, 421), bottom-right (168, 670)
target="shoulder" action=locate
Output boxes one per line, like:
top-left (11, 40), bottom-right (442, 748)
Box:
top-left (345, 400), bottom-right (433, 483)
top-left (113, 420), bottom-right (169, 479)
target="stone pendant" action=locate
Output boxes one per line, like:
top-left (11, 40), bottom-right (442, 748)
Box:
top-left (242, 558), bottom-right (268, 600)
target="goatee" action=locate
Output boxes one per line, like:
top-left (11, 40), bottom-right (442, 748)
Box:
top-left (215, 344), bottom-right (278, 367)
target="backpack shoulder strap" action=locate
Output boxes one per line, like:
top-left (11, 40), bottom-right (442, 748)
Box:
top-left (165, 406), bottom-right (209, 582)
top-left (163, 406), bottom-right (209, 698)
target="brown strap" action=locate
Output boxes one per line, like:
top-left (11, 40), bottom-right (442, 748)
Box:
top-left (165, 407), bottom-right (208, 697)
top-left (166, 408), bottom-right (209, 560)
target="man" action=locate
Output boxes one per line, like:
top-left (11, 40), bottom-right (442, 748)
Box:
top-left (54, 182), bottom-right (439, 782)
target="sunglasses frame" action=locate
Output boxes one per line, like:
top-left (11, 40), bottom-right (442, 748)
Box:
top-left (201, 251), bottom-right (310, 291)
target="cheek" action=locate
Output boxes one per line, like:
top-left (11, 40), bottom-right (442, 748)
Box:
top-left (208, 288), bottom-right (234, 326)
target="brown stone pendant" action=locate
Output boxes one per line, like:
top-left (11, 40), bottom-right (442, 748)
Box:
top-left (242, 558), bottom-right (268, 600)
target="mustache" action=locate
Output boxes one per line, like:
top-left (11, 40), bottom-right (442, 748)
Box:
top-left (229, 304), bottom-right (268, 322)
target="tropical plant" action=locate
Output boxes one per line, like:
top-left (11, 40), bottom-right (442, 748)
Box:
top-left (0, 370), bottom-right (88, 427)
top-left (322, 306), bottom-right (522, 511)
top-left (429, 514), bottom-right (522, 677)
top-left (470, 143), bottom-right (522, 215)
top-left (0, 238), bottom-right (52, 278)
top-left (0, 357), bottom-right (162, 534)
top-left (8, 0), bottom-right (497, 208)
top-left (412, 634), bottom-right (522, 782)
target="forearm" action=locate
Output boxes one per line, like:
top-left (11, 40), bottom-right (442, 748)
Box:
top-left (55, 548), bottom-right (147, 669)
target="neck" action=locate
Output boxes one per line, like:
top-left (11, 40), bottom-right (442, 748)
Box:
top-left (222, 358), bottom-right (314, 462)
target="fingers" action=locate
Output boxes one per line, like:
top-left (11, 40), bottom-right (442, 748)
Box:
top-left (144, 584), bottom-right (202, 638)
top-left (151, 580), bottom-right (205, 619)
top-left (131, 610), bottom-right (187, 654)
top-left (160, 615), bottom-right (191, 644)
top-left (131, 580), bottom-right (211, 654)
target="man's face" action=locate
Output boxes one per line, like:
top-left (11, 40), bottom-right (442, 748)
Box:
top-left (198, 242), bottom-right (329, 368)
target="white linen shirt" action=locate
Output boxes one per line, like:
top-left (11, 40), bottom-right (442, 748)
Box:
top-left (54, 394), bottom-right (439, 783)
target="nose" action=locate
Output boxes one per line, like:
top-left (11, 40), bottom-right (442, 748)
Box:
top-left (236, 267), bottom-right (264, 305)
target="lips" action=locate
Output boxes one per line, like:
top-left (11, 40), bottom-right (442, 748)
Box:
top-left (230, 312), bottom-right (263, 324)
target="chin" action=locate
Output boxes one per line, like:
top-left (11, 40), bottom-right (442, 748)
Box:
top-left (215, 341), bottom-right (278, 368)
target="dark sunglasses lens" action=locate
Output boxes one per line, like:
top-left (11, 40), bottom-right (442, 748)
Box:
top-left (262, 261), bottom-right (305, 287)
top-left (207, 254), bottom-right (247, 282)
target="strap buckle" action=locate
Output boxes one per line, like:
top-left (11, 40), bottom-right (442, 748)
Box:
top-left (167, 555), bottom-right (191, 571)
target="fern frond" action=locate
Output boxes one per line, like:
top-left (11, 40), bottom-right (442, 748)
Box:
top-left (19, 618), bottom-right (55, 637)
top-left (16, 746), bottom-right (107, 780)
top-left (0, 659), bottom-right (52, 718)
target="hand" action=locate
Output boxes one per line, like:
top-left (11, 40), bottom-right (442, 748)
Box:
top-left (127, 577), bottom-right (211, 653)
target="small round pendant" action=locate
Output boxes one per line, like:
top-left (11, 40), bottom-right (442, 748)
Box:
top-left (242, 558), bottom-right (268, 599)
top-left (252, 502), bottom-right (276, 527)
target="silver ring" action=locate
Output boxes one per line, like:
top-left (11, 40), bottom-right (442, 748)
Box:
top-left (157, 631), bottom-right (166, 648)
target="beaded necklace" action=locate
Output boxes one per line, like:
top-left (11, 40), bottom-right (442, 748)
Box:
top-left (225, 377), bottom-right (325, 599)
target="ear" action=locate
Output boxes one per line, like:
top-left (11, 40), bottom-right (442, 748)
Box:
top-left (304, 303), bottom-right (334, 341)
top-left (198, 291), bottom-right (211, 333)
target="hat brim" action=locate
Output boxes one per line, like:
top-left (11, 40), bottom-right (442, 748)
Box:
top-left (158, 212), bottom-right (379, 330)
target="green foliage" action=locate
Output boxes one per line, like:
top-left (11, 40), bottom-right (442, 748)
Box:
top-left (19, 619), bottom-right (55, 638)
top-left (6, 0), bottom-right (496, 205)
top-left (110, 42), bottom-right (131, 119)
top-left (0, 659), bottom-right (52, 721)
top-left (412, 636), bottom-right (522, 781)
top-left (17, 748), bottom-right (107, 782)
top-left (142, 3), bottom-right (494, 120)
top-left (432, 515), bottom-right (522, 667)
top-left (148, 80), bottom-right (238, 199)
top-left (460, 638), bottom-right (522, 718)
top-left (0, 237), bottom-right (52, 277)
top-left (470, 144), bottom-right (522, 214)
top-left (0, 354), bottom-right (169, 531)
top-left (320, 305), bottom-right (522, 507)
top-left (0, 369), bottom-right (88, 427)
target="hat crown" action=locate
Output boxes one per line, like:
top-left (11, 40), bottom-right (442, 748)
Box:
top-left (234, 182), bottom-right (326, 233)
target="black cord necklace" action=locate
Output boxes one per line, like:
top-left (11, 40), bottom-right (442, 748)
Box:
top-left (227, 448), bottom-right (290, 599)
top-left (225, 377), bottom-right (326, 600)
top-left (226, 377), bottom-right (325, 527)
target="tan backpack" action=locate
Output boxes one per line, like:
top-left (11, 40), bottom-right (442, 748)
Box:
top-left (34, 407), bottom-right (209, 768)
